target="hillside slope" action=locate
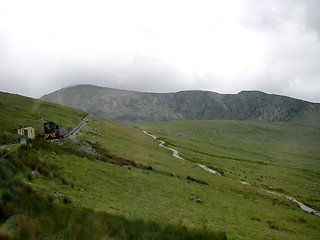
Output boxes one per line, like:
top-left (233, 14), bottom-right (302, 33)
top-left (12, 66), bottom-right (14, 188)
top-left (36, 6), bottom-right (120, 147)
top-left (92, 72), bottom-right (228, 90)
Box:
top-left (41, 85), bottom-right (320, 125)
top-left (0, 92), bottom-right (226, 239)
top-left (30, 116), bottom-right (320, 240)
top-left (0, 91), bottom-right (87, 144)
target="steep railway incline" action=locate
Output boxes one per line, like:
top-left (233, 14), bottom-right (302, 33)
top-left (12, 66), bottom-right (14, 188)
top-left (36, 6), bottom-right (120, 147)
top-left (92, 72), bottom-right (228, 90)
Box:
top-left (65, 115), bottom-right (89, 138)
top-left (0, 115), bottom-right (89, 149)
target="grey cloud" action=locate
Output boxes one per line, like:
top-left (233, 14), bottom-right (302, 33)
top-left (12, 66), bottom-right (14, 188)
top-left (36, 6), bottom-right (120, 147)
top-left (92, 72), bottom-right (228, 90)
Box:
top-left (51, 54), bottom-right (193, 95)
top-left (301, 0), bottom-right (320, 34)
top-left (243, 0), bottom-right (320, 35)
top-left (240, 0), bottom-right (320, 102)
top-left (242, 0), bottom-right (289, 31)
top-left (0, 1), bottom-right (320, 103)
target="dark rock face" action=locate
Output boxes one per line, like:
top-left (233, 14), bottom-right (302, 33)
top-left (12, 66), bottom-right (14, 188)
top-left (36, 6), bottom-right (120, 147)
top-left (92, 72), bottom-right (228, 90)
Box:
top-left (40, 85), bottom-right (320, 125)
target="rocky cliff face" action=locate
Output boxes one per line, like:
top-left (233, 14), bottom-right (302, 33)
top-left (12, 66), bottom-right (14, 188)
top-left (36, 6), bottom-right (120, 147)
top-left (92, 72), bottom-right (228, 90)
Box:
top-left (40, 85), bottom-right (320, 125)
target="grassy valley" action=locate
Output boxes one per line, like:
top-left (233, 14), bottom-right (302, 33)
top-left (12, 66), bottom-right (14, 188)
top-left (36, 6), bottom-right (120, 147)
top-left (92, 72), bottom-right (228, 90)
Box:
top-left (24, 116), bottom-right (320, 239)
top-left (1, 92), bottom-right (320, 239)
top-left (137, 120), bottom-right (320, 210)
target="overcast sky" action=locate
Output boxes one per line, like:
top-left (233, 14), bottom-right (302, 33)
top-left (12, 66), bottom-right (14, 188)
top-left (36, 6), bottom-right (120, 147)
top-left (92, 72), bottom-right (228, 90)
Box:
top-left (0, 0), bottom-right (319, 102)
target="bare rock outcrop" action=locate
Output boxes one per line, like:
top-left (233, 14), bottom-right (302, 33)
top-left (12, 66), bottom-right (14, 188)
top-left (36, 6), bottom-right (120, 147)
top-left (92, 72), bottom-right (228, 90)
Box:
top-left (40, 85), bottom-right (320, 126)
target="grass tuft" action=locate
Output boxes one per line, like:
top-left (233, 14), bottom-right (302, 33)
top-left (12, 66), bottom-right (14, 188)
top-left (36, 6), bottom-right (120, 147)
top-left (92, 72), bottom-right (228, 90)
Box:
top-left (63, 196), bottom-right (72, 204)
top-left (187, 175), bottom-right (208, 185)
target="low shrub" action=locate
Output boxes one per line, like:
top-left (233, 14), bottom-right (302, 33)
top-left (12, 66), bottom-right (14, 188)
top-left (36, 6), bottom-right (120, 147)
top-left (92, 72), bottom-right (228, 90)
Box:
top-left (250, 216), bottom-right (261, 222)
top-left (46, 194), bottom-right (54, 203)
top-left (187, 175), bottom-right (208, 185)
top-left (63, 196), bottom-right (72, 204)
top-left (25, 171), bottom-right (33, 181)
top-left (0, 133), bottom-right (18, 145)
top-left (60, 177), bottom-right (74, 187)
top-left (0, 233), bottom-right (11, 240)
top-left (298, 217), bottom-right (307, 223)
top-left (207, 165), bottom-right (225, 176)
top-left (19, 215), bottom-right (42, 240)
top-left (38, 164), bottom-right (50, 177)
top-left (93, 142), bottom-right (153, 170)
top-left (0, 202), bottom-right (16, 222)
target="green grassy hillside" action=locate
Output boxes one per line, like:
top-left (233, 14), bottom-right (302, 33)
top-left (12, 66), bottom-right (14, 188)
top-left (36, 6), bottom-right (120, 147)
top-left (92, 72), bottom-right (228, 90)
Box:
top-left (27, 116), bottom-right (320, 240)
top-left (0, 93), bottom-right (225, 239)
top-left (137, 120), bottom-right (320, 210)
top-left (1, 142), bottom-right (225, 240)
top-left (0, 91), bottom-right (87, 144)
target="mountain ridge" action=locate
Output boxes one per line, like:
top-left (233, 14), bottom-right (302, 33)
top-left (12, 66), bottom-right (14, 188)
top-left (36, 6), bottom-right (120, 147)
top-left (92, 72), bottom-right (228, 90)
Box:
top-left (40, 85), bottom-right (320, 125)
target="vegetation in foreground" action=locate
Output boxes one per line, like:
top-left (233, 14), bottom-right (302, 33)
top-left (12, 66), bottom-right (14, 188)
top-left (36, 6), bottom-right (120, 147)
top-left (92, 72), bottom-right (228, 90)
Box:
top-left (0, 142), bottom-right (226, 240)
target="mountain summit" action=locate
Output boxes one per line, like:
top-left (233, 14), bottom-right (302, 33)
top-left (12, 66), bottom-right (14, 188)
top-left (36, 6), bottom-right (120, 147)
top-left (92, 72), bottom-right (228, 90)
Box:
top-left (41, 85), bottom-right (320, 125)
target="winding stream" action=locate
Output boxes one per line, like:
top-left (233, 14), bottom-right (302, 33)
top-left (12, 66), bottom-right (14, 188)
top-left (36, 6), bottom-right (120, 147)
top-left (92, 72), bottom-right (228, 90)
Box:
top-left (240, 181), bottom-right (320, 216)
top-left (142, 130), bottom-right (183, 159)
top-left (143, 130), bottom-right (320, 216)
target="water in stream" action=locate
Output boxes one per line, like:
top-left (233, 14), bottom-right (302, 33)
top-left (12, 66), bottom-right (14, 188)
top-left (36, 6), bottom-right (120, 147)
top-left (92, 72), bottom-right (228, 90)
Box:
top-left (143, 130), bottom-right (320, 216)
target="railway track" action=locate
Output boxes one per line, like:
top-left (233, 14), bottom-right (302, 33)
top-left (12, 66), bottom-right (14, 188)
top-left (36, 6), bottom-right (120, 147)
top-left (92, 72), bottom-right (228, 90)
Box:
top-left (65, 115), bottom-right (89, 138)
top-left (0, 115), bottom-right (89, 149)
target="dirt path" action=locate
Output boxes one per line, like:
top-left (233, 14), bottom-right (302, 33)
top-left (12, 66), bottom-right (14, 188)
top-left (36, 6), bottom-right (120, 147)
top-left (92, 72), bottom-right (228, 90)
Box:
top-left (142, 130), bottom-right (320, 216)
